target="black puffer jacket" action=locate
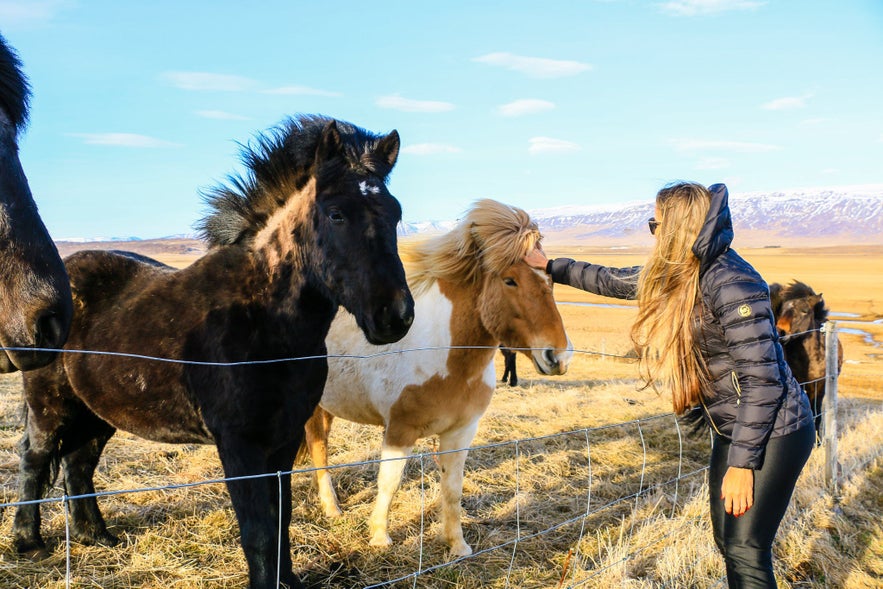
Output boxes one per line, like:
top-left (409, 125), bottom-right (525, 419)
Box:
top-left (548, 184), bottom-right (813, 469)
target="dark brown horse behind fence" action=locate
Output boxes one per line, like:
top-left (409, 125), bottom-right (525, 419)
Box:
top-left (500, 346), bottom-right (519, 386)
top-left (13, 115), bottom-right (414, 589)
top-left (0, 34), bottom-right (72, 373)
top-left (770, 280), bottom-right (843, 435)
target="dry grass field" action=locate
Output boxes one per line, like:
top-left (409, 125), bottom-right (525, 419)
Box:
top-left (0, 244), bottom-right (880, 588)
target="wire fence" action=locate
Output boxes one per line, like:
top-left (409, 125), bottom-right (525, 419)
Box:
top-left (0, 320), bottom-right (878, 588)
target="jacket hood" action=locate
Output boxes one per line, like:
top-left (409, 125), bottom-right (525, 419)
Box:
top-left (691, 183), bottom-right (733, 275)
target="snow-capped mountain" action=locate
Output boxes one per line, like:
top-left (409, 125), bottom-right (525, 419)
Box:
top-left (56, 187), bottom-right (883, 252)
top-left (510, 186), bottom-right (883, 246)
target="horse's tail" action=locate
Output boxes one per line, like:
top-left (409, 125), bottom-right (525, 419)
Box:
top-left (18, 404), bottom-right (61, 493)
top-left (294, 435), bottom-right (310, 466)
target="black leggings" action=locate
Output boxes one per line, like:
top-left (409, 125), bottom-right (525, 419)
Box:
top-left (709, 424), bottom-right (815, 588)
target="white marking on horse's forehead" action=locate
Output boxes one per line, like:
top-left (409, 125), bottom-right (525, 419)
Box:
top-left (529, 266), bottom-right (552, 284)
top-left (359, 180), bottom-right (382, 196)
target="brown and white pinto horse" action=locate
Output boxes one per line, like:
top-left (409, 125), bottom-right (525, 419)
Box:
top-left (303, 199), bottom-right (572, 557)
top-left (770, 280), bottom-right (843, 435)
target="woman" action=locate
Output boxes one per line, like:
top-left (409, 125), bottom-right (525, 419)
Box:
top-left (529, 182), bottom-right (815, 588)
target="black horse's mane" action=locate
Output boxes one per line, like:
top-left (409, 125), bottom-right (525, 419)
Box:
top-left (0, 34), bottom-right (31, 134)
top-left (780, 280), bottom-right (828, 321)
top-left (198, 114), bottom-right (392, 247)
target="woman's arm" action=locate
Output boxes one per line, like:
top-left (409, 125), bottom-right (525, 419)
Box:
top-left (547, 258), bottom-right (640, 300)
top-left (709, 261), bottom-right (784, 471)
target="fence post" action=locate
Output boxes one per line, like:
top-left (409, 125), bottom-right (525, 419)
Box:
top-left (823, 321), bottom-right (839, 495)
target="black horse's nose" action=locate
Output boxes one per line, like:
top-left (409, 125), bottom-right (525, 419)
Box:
top-left (34, 310), bottom-right (68, 350)
top-left (371, 290), bottom-right (414, 344)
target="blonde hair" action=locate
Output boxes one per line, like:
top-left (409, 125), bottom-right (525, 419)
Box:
top-left (405, 199), bottom-right (541, 294)
top-left (631, 182), bottom-right (711, 414)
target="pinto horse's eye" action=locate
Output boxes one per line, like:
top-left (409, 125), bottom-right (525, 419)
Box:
top-left (328, 210), bottom-right (345, 224)
top-left (503, 277), bottom-right (517, 287)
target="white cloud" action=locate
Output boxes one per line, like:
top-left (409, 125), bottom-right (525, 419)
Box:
top-left (497, 99), bottom-right (555, 117)
top-left (262, 85), bottom-right (342, 97)
top-left (528, 137), bottom-right (581, 154)
top-left (0, 0), bottom-right (68, 26)
top-left (401, 143), bottom-right (462, 156)
top-left (473, 52), bottom-right (592, 78)
top-left (671, 138), bottom-right (782, 153)
top-left (69, 133), bottom-right (181, 148)
top-left (657, 0), bottom-right (766, 16)
top-left (761, 93), bottom-right (813, 110)
top-left (161, 71), bottom-right (257, 92)
top-left (376, 95), bottom-right (455, 113)
top-left (195, 110), bottom-right (250, 120)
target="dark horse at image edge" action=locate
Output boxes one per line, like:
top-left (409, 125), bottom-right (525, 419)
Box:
top-left (770, 280), bottom-right (843, 437)
top-left (13, 115), bottom-right (415, 589)
top-left (0, 33), bottom-right (72, 373)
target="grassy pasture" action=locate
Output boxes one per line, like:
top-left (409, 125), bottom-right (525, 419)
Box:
top-left (0, 245), bottom-right (880, 588)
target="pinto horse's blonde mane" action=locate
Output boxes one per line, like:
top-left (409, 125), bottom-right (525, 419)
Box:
top-left (403, 199), bottom-right (542, 294)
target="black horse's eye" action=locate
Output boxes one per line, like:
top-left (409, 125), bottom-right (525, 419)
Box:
top-left (328, 209), bottom-right (345, 224)
top-left (504, 277), bottom-right (517, 287)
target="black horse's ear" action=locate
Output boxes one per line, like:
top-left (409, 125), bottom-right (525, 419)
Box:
top-left (315, 120), bottom-right (343, 166)
top-left (373, 129), bottom-right (400, 176)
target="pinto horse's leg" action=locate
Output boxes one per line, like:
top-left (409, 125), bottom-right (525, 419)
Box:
top-left (59, 416), bottom-right (118, 547)
top-left (216, 438), bottom-right (304, 589)
top-left (437, 422), bottom-right (480, 558)
top-left (368, 439), bottom-right (412, 548)
top-left (304, 407), bottom-right (342, 518)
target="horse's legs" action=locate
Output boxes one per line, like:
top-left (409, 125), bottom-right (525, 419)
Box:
top-left (304, 407), bottom-right (342, 517)
top-left (13, 416), bottom-right (59, 556)
top-left (437, 422), bottom-right (480, 557)
top-left (59, 416), bottom-right (118, 546)
top-left (14, 369), bottom-right (72, 556)
top-left (508, 352), bottom-right (518, 387)
top-left (368, 438), bottom-right (412, 548)
top-left (216, 438), bottom-right (304, 589)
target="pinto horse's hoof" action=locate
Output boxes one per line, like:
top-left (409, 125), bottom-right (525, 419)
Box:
top-left (368, 530), bottom-right (392, 548)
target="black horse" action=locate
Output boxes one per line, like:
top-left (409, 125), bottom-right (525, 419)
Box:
top-left (770, 280), bottom-right (843, 435)
top-left (13, 115), bottom-right (414, 588)
top-left (0, 33), bottom-right (72, 373)
top-left (500, 346), bottom-right (519, 386)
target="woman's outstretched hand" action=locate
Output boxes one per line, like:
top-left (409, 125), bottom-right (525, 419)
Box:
top-left (524, 243), bottom-right (548, 271)
top-left (721, 466), bottom-right (755, 517)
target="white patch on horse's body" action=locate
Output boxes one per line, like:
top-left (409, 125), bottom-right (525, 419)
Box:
top-left (322, 283), bottom-right (453, 425)
top-left (358, 180), bottom-right (381, 196)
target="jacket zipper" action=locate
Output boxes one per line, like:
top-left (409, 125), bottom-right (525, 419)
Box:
top-left (699, 371), bottom-right (742, 437)
top-left (731, 370), bottom-right (742, 405)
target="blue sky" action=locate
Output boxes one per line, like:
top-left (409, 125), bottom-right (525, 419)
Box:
top-left (3, 0), bottom-right (882, 239)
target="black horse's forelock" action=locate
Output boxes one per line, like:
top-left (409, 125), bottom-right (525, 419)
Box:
top-left (197, 114), bottom-right (393, 247)
top-left (0, 34), bottom-right (31, 134)
top-left (781, 280), bottom-right (829, 321)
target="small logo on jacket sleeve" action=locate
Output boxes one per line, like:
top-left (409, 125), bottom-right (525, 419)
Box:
top-left (738, 304), bottom-right (751, 317)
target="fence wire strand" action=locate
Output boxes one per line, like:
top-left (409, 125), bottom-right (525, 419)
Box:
top-left (0, 321), bottom-right (871, 589)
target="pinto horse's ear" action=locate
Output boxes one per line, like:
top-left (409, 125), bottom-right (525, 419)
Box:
top-left (372, 130), bottom-right (400, 178)
top-left (315, 120), bottom-right (343, 166)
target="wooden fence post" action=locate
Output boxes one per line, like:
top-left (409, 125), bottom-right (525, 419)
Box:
top-left (823, 321), bottom-right (839, 495)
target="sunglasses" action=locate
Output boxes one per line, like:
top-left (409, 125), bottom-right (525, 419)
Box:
top-left (648, 218), bottom-right (660, 235)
